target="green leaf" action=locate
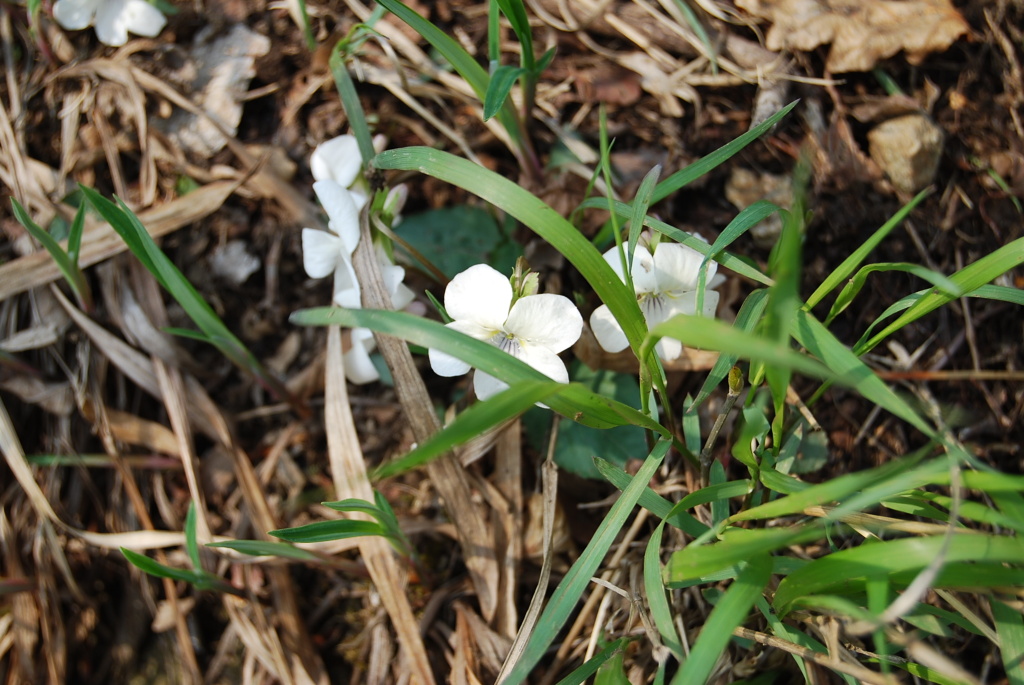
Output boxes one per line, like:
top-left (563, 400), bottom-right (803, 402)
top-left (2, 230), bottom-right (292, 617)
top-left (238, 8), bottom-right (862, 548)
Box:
top-left (992, 597), bottom-right (1024, 685)
top-left (374, 147), bottom-right (650, 357)
top-left (593, 458), bottom-right (709, 537)
top-left (184, 501), bottom-right (202, 571)
top-left (394, 206), bottom-right (521, 279)
top-left (291, 309), bottom-right (668, 436)
top-left (691, 289), bottom-right (769, 408)
top-left (644, 522), bottom-right (684, 659)
top-left (628, 165), bottom-right (662, 269)
top-left (270, 519), bottom-right (390, 544)
top-left (206, 540), bottom-right (320, 562)
top-left (121, 547), bottom-right (205, 584)
top-left (503, 440), bottom-right (670, 684)
top-left (330, 46), bottom-right (375, 166)
top-left (554, 638), bottom-right (631, 685)
top-left (665, 525), bottom-right (823, 585)
top-left (653, 101), bottom-right (798, 202)
top-left (826, 262), bottom-right (963, 325)
top-left (857, 235), bottom-right (1024, 355)
top-left (804, 188), bottom-right (931, 311)
top-left (374, 380), bottom-right (560, 479)
top-left (484, 65), bottom-right (526, 121)
top-left (773, 535), bottom-right (1024, 616)
top-left (672, 555), bottom-right (772, 684)
top-left (11, 197), bottom-right (91, 310)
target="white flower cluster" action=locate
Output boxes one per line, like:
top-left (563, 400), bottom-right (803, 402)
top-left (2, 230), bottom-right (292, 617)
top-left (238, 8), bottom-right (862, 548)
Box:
top-left (53, 0), bottom-right (167, 47)
top-left (590, 236), bottom-right (721, 362)
top-left (302, 135), bottom-right (412, 384)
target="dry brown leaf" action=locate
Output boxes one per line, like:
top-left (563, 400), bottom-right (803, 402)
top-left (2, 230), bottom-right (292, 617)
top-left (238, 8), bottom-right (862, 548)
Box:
top-left (736, 0), bottom-right (969, 73)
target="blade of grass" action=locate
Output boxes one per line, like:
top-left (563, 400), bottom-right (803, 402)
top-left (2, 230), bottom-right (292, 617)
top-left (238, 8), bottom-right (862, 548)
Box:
top-left (206, 540), bottom-right (320, 562)
top-left (502, 439), bottom-right (670, 684)
top-left (671, 554), bottom-right (772, 684)
top-left (991, 598), bottom-right (1024, 685)
top-left (594, 458), bottom-right (708, 537)
top-left (664, 524), bottom-right (823, 584)
top-left (805, 188), bottom-right (931, 310)
top-left (644, 522), bottom-right (684, 659)
top-left (10, 198), bottom-right (92, 310)
top-left (269, 519), bottom-right (390, 544)
top-left (826, 262), bottom-right (963, 325)
top-left (554, 638), bottom-right (631, 685)
top-left (291, 307), bottom-right (667, 432)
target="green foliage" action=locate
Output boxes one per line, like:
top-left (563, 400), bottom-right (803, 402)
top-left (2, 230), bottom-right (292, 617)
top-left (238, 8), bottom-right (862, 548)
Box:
top-left (393, 205), bottom-right (522, 279)
top-left (11, 198), bottom-right (92, 311)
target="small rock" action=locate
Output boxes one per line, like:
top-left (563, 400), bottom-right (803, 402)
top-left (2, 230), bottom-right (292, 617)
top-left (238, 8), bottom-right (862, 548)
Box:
top-left (867, 114), bottom-right (944, 194)
top-left (725, 168), bottom-right (793, 247)
top-left (209, 240), bottom-right (261, 285)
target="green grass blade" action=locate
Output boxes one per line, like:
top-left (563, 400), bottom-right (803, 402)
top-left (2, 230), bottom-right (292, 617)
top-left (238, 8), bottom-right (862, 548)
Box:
top-left (628, 165), bottom-right (662, 267)
top-left (67, 202), bottom-right (86, 265)
top-left (184, 501), bottom-right (202, 571)
top-left (826, 262), bottom-right (963, 325)
top-left (484, 65), bottom-right (526, 121)
top-left (373, 147), bottom-right (650, 355)
top-left (296, 0), bottom-right (316, 50)
top-left (11, 197), bottom-right (91, 309)
top-left (374, 0), bottom-right (521, 147)
top-left (992, 598), bottom-right (1024, 685)
top-left (206, 540), bottom-right (320, 562)
top-left (373, 380), bottom-right (560, 478)
top-left (691, 289), bottom-right (768, 408)
top-left (594, 458), bottom-right (708, 537)
top-left (121, 547), bottom-right (205, 584)
top-left (672, 554), bottom-right (772, 684)
top-left (857, 235), bottom-right (1024, 355)
top-left (554, 638), bottom-right (631, 685)
top-left (290, 307), bottom-right (666, 433)
top-left (330, 46), bottom-right (375, 165)
top-left (664, 525), bottom-right (823, 585)
top-left (577, 199), bottom-right (773, 286)
top-left (321, 498), bottom-right (387, 519)
top-left (774, 535), bottom-right (1024, 616)
top-left (804, 188), bottom-right (931, 310)
top-left (503, 439), bottom-right (670, 684)
top-left (652, 101), bottom-right (798, 202)
top-left (494, 0), bottom-right (534, 67)
top-left (645, 315), bottom-right (838, 386)
top-left (270, 519), bottom-right (389, 544)
top-left (644, 522), bottom-right (684, 659)
top-left (792, 309), bottom-right (936, 437)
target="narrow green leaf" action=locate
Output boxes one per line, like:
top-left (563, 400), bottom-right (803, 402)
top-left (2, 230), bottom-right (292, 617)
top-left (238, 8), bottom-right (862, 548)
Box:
top-left (291, 307), bottom-right (667, 436)
top-left (270, 519), bottom-right (389, 544)
top-left (672, 554), bottom-right (772, 684)
top-left (665, 525), bottom-right (822, 585)
top-left (992, 598), bottom-right (1024, 685)
top-left (594, 458), bottom-right (708, 537)
top-left (644, 523), bottom-right (684, 659)
top-left (653, 101), bottom-right (798, 202)
top-left (503, 440), bottom-right (670, 684)
top-left (330, 46), bottom-right (375, 166)
top-left (691, 289), bottom-right (769, 408)
top-left (484, 65), bottom-right (526, 121)
top-left (494, 0), bottom-right (534, 65)
top-left (206, 540), bottom-right (320, 562)
top-left (858, 236), bottom-right (1024, 355)
top-left (121, 547), bottom-right (203, 585)
top-left (321, 498), bottom-right (387, 519)
top-left (773, 535), bottom-right (1024, 616)
top-left (826, 262), bottom-right (963, 324)
top-left (804, 188), bottom-right (931, 310)
top-left (67, 202), bottom-right (86, 265)
top-left (11, 198), bottom-right (91, 309)
top-left (554, 638), bottom-right (631, 685)
top-left (373, 148), bottom-right (650, 355)
top-left (628, 165), bottom-right (662, 269)
top-left (185, 502), bottom-right (202, 571)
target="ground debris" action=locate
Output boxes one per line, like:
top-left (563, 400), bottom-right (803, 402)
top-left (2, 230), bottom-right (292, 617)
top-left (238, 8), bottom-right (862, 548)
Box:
top-left (736, 0), bottom-right (970, 73)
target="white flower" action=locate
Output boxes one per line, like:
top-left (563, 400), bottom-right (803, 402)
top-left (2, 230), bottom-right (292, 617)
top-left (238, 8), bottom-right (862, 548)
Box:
top-left (301, 180), bottom-right (361, 307)
top-left (428, 264), bottom-right (583, 401)
top-left (590, 239), bottom-right (720, 362)
top-left (310, 134), bottom-right (394, 211)
top-left (53, 0), bottom-right (167, 47)
top-left (343, 327), bottom-right (380, 385)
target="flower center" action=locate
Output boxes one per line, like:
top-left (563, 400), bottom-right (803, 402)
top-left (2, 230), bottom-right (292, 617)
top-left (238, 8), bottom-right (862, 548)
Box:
top-left (639, 292), bottom-right (668, 318)
top-left (491, 331), bottom-right (523, 358)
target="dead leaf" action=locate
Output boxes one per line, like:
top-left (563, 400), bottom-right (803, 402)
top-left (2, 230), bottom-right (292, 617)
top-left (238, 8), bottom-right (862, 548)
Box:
top-left (736, 0), bottom-right (970, 73)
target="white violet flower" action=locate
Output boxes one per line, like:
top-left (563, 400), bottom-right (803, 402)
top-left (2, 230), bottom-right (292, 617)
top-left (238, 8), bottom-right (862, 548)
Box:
top-left (53, 0), bottom-right (167, 47)
top-left (301, 179), bottom-right (361, 308)
top-left (428, 264), bottom-right (583, 401)
top-left (590, 238), bottom-right (720, 362)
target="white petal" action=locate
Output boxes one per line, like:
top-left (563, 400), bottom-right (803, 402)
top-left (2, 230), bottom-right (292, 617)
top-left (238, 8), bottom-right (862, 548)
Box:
top-left (332, 261), bottom-right (362, 308)
top-left (653, 241), bottom-right (709, 292)
top-left (53, 0), bottom-right (101, 30)
top-left (310, 136), bottom-right (362, 188)
top-left (504, 294), bottom-right (582, 354)
top-left (601, 246), bottom-right (629, 284)
top-left (518, 345), bottom-right (570, 383)
top-left (444, 264), bottom-right (512, 330)
top-left (628, 245), bottom-right (658, 294)
top-left (313, 180), bottom-right (360, 254)
top-left (301, 228), bottom-right (343, 279)
top-left (94, 0), bottom-right (130, 45)
top-left (344, 328), bottom-right (380, 384)
top-left (427, 320), bottom-right (489, 377)
top-left (589, 305), bottom-right (630, 353)
top-left (383, 184), bottom-right (408, 218)
top-left (118, 0), bottom-right (166, 37)
top-left (391, 282), bottom-right (415, 311)
top-left (655, 336), bottom-right (683, 361)
top-left (473, 370), bottom-right (509, 401)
